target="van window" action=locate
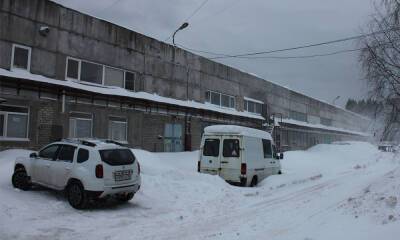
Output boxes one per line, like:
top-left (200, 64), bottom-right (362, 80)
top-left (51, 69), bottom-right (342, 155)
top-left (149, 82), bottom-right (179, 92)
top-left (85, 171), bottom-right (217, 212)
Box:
top-left (223, 139), bottom-right (240, 158)
top-left (203, 139), bottom-right (220, 157)
top-left (262, 139), bottom-right (272, 158)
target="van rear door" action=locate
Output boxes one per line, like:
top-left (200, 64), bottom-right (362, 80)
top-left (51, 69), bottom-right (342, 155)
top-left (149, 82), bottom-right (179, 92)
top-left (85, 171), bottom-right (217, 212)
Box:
top-left (200, 137), bottom-right (222, 174)
top-left (220, 136), bottom-right (242, 182)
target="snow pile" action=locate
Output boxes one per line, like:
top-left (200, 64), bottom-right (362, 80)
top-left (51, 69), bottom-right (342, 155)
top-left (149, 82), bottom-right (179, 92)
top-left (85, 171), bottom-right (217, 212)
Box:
top-left (0, 142), bottom-right (400, 239)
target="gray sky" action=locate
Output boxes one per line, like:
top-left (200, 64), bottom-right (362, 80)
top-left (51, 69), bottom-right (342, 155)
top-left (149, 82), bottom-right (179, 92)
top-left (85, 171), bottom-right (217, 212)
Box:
top-left (53, 0), bottom-right (376, 106)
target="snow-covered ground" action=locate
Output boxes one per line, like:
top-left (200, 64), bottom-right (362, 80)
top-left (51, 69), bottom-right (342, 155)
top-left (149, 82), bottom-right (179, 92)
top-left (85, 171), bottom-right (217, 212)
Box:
top-left (0, 142), bottom-right (399, 240)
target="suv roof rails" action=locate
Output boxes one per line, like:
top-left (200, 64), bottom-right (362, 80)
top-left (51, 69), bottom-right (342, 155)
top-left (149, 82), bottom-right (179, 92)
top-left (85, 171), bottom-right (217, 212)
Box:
top-left (60, 138), bottom-right (97, 147)
top-left (102, 139), bottom-right (125, 147)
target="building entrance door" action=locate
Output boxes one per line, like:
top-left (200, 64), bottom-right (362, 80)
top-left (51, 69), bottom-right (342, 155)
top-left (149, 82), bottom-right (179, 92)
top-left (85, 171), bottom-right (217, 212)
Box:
top-left (164, 123), bottom-right (183, 152)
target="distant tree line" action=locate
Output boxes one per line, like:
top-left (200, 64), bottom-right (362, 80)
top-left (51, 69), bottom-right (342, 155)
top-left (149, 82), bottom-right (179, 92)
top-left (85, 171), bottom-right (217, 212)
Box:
top-left (345, 98), bottom-right (384, 118)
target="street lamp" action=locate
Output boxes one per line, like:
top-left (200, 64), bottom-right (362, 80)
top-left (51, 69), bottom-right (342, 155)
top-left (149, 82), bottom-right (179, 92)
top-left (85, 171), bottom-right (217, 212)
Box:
top-left (332, 96), bottom-right (340, 105)
top-left (172, 22), bottom-right (189, 46)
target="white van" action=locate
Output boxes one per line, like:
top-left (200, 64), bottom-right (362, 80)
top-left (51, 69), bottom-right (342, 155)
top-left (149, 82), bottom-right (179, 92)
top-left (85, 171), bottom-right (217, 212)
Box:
top-left (198, 125), bottom-right (282, 187)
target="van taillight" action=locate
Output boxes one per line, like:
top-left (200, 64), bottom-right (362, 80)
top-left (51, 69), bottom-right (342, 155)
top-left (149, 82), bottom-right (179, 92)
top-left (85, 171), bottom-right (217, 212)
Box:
top-left (197, 161), bottom-right (201, 172)
top-left (95, 164), bottom-right (103, 178)
top-left (137, 162), bottom-right (141, 175)
top-left (241, 163), bottom-right (247, 175)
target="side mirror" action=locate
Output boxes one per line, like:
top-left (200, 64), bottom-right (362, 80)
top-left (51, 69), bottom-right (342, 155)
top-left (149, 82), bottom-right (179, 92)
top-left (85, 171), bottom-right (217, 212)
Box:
top-left (30, 152), bottom-right (38, 158)
top-left (279, 153), bottom-right (284, 159)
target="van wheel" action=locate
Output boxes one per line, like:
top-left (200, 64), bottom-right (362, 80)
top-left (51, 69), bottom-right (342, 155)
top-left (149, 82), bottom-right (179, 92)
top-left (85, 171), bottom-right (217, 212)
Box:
top-left (116, 192), bottom-right (134, 202)
top-left (12, 169), bottom-right (31, 191)
top-left (250, 176), bottom-right (258, 187)
top-left (67, 182), bottom-right (89, 209)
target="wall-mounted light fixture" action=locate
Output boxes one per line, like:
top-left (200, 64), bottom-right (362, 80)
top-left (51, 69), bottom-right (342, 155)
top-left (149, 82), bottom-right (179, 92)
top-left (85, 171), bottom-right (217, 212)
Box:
top-left (39, 26), bottom-right (50, 36)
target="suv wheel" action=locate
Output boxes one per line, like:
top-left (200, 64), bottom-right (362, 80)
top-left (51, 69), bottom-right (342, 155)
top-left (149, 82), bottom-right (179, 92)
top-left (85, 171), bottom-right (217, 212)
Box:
top-left (67, 182), bottom-right (89, 209)
top-left (12, 169), bottom-right (31, 191)
top-left (116, 192), bottom-right (134, 202)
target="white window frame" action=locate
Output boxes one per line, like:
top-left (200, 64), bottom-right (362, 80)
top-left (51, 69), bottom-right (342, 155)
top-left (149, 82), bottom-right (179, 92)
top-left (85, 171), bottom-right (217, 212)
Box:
top-left (108, 117), bottom-right (128, 143)
top-left (11, 44), bottom-right (32, 72)
top-left (124, 71), bottom-right (136, 91)
top-left (65, 56), bottom-right (136, 91)
top-left (244, 97), bottom-right (263, 115)
top-left (69, 116), bottom-right (93, 138)
top-left (0, 105), bottom-right (30, 141)
top-left (205, 90), bottom-right (235, 109)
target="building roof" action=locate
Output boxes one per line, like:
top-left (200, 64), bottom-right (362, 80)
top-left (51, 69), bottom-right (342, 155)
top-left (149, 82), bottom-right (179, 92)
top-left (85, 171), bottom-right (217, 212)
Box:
top-left (0, 68), bottom-right (264, 120)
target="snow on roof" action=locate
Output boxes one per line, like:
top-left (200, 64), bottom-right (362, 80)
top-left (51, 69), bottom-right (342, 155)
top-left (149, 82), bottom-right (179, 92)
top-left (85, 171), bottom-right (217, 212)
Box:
top-left (280, 118), bottom-right (371, 137)
top-left (0, 68), bottom-right (264, 120)
top-left (243, 97), bottom-right (264, 104)
top-left (204, 125), bottom-right (272, 140)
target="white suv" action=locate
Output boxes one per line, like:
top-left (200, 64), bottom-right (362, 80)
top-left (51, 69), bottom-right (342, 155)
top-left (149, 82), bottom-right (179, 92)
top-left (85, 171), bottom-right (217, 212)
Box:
top-left (12, 139), bottom-right (141, 209)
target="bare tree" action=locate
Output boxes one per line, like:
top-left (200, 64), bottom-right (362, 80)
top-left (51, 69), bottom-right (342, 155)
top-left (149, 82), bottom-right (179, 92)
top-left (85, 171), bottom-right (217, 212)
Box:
top-left (359, 0), bottom-right (400, 141)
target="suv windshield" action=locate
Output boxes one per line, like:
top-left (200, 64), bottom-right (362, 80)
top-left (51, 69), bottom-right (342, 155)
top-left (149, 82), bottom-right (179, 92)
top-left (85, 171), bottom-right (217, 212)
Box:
top-left (99, 149), bottom-right (135, 166)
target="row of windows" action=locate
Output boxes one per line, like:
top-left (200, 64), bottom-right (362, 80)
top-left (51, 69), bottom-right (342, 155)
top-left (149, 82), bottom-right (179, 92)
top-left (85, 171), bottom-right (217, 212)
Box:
top-left (69, 115), bottom-right (128, 142)
top-left (289, 110), bottom-right (308, 122)
top-left (203, 138), bottom-right (274, 158)
top-left (66, 57), bottom-right (136, 91)
top-left (320, 117), bottom-right (332, 126)
top-left (205, 90), bottom-right (236, 109)
top-left (10, 44), bottom-right (136, 91)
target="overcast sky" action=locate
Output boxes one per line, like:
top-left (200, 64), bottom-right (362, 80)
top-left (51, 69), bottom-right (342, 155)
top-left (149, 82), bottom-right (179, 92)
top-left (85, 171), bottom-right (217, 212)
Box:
top-left (53, 0), bottom-right (376, 106)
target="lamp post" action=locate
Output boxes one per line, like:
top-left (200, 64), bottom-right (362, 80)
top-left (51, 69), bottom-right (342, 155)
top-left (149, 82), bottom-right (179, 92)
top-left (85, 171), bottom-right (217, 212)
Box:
top-left (332, 96), bottom-right (340, 105)
top-left (172, 22), bottom-right (189, 46)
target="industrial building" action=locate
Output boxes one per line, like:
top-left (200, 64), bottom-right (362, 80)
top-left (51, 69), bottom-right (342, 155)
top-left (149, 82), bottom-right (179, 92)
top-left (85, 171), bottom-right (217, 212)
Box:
top-left (0, 0), bottom-right (370, 152)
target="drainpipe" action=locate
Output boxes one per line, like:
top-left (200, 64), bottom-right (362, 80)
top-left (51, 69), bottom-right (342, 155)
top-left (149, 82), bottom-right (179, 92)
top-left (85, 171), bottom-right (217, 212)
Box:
top-left (61, 90), bottom-right (66, 113)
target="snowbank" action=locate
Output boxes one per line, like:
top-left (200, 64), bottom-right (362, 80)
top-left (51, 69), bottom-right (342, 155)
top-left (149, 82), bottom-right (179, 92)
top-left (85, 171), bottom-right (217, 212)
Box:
top-left (0, 142), bottom-right (399, 240)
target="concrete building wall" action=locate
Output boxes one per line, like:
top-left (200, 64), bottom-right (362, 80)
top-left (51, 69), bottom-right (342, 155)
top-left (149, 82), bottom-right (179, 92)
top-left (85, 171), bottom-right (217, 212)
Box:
top-left (0, 0), bottom-right (370, 151)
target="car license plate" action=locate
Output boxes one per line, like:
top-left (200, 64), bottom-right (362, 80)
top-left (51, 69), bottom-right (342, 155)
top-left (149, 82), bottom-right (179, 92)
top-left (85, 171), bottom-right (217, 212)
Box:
top-left (114, 170), bottom-right (132, 181)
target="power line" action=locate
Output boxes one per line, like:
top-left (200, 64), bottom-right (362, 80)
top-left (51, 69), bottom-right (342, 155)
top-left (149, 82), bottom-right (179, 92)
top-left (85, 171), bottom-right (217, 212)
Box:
top-left (165, 0), bottom-right (210, 42)
top-left (176, 27), bottom-right (400, 59)
top-left (192, 0), bottom-right (241, 24)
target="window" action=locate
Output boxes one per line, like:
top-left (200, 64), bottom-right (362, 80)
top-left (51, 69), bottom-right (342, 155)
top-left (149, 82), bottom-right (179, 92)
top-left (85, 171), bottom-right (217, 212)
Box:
top-left (203, 139), bottom-right (220, 157)
top-left (0, 105), bottom-right (29, 140)
top-left (39, 145), bottom-right (60, 160)
top-left (104, 66), bottom-right (124, 87)
top-left (11, 44), bottom-right (31, 71)
top-left (65, 57), bottom-right (137, 91)
top-left (125, 71), bottom-right (135, 91)
top-left (80, 61), bottom-right (103, 84)
top-left (262, 139), bottom-right (272, 158)
top-left (69, 114), bottom-right (92, 138)
top-left (99, 149), bottom-right (135, 166)
top-left (290, 110), bottom-right (308, 122)
top-left (66, 58), bottom-right (79, 79)
top-left (321, 117), bottom-right (332, 126)
top-left (109, 117), bottom-right (127, 142)
top-left (223, 139), bottom-right (240, 157)
top-left (244, 99), bottom-right (263, 115)
top-left (77, 149), bottom-right (89, 163)
top-left (205, 90), bottom-right (235, 109)
top-left (57, 145), bottom-right (76, 162)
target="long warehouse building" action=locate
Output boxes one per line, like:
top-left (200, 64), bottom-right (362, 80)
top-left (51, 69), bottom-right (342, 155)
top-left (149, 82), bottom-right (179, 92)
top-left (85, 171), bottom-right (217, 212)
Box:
top-left (0, 0), bottom-right (370, 151)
